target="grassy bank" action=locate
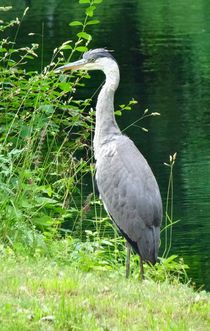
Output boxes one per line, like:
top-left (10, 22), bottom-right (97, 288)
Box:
top-left (0, 254), bottom-right (210, 331)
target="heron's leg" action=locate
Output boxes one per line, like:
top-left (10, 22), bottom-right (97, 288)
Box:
top-left (125, 241), bottom-right (131, 279)
top-left (139, 255), bottom-right (145, 281)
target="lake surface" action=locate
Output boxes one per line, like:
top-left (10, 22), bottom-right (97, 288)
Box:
top-left (2, 0), bottom-right (210, 290)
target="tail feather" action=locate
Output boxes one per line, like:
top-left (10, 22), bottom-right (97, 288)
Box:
top-left (137, 226), bottom-right (160, 265)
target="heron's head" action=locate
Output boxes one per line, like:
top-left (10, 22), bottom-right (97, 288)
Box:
top-left (55, 48), bottom-right (117, 73)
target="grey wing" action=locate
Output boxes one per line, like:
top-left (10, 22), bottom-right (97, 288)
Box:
top-left (95, 135), bottom-right (162, 263)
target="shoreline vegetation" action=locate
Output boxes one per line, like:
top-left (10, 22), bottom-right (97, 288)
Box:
top-left (1, 2), bottom-right (210, 330)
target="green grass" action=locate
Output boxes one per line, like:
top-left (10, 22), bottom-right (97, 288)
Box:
top-left (0, 255), bottom-right (210, 331)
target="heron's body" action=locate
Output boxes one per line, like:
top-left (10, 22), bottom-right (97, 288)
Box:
top-left (56, 49), bottom-right (162, 277)
top-left (95, 134), bottom-right (161, 264)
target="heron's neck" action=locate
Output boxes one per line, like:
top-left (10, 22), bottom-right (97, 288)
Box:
top-left (94, 62), bottom-right (121, 153)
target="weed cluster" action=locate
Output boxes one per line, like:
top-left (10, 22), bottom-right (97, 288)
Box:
top-left (0, 2), bottom-right (100, 250)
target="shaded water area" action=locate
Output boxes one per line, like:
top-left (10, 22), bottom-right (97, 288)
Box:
top-left (2, 0), bottom-right (210, 290)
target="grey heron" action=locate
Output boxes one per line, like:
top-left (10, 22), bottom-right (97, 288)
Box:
top-left (56, 48), bottom-right (162, 279)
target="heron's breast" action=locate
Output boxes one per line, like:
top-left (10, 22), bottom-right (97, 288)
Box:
top-left (94, 140), bottom-right (117, 161)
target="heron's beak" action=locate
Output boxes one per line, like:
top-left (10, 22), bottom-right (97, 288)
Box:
top-left (55, 59), bottom-right (88, 73)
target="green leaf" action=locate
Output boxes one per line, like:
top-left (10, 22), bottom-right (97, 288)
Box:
top-left (58, 82), bottom-right (72, 92)
top-left (85, 5), bottom-right (96, 17)
top-left (86, 19), bottom-right (100, 25)
top-left (35, 197), bottom-right (58, 206)
top-left (38, 185), bottom-right (53, 197)
top-left (115, 110), bottom-right (122, 116)
top-left (59, 44), bottom-right (72, 50)
top-left (79, 0), bottom-right (90, 3)
top-left (93, 0), bottom-right (103, 3)
top-left (33, 215), bottom-right (54, 227)
top-left (69, 21), bottom-right (83, 26)
top-left (75, 46), bottom-right (88, 53)
top-left (59, 40), bottom-right (72, 47)
top-left (25, 55), bottom-right (34, 59)
top-left (129, 99), bottom-right (138, 104)
top-left (77, 32), bottom-right (92, 41)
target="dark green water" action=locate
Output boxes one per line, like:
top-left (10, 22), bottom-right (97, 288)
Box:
top-left (2, 0), bottom-right (210, 290)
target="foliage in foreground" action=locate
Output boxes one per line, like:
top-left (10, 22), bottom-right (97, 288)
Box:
top-left (0, 2), bottom-right (104, 248)
top-left (0, 255), bottom-right (209, 331)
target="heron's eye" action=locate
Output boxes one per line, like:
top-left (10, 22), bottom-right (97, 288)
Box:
top-left (89, 58), bottom-right (95, 63)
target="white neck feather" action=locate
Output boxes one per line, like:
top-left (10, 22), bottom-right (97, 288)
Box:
top-left (93, 58), bottom-right (121, 157)
top-left (102, 58), bottom-right (120, 90)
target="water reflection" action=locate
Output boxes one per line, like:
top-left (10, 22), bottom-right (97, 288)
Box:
top-left (2, 0), bottom-right (210, 290)
top-left (24, 0), bottom-right (31, 7)
top-left (134, 0), bottom-right (210, 289)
